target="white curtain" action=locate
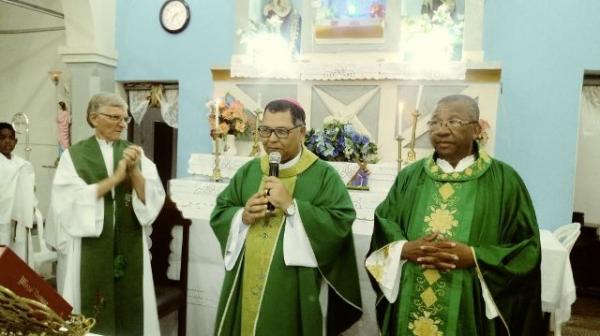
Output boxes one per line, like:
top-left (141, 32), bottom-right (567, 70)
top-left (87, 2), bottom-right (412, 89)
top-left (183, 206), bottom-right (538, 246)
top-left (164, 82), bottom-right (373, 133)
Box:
top-left (161, 89), bottom-right (179, 128)
top-left (581, 86), bottom-right (600, 135)
top-left (129, 90), bottom-right (150, 125)
top-left (127, 89), bottom-right (179, 128)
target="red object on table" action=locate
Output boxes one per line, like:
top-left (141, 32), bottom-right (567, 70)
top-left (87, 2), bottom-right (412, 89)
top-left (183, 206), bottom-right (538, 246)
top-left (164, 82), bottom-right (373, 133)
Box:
top-left (0, 245), bottom-right (72, 318)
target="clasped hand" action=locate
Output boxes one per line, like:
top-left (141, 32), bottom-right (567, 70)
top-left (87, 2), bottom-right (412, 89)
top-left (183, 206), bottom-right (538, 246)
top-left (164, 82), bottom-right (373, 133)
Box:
top-left (401, 233), bottom-right (474, 271)
top-left (113, 145), bottom-right (142, 184)
top-left (241, 176), bottom-right (292, 225)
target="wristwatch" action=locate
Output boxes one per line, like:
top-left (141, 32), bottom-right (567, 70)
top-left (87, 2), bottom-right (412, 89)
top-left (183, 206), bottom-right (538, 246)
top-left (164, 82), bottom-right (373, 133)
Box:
top-left (284, 200), bottom-right (296, 216)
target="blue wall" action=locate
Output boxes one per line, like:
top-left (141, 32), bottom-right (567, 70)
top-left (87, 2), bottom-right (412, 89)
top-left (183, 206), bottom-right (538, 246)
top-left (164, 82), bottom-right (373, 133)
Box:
top-left (116, 1), bottom-right (600, 229)
top-left (483, 0), bottom-right (600, 229)
top-left (116, 1), bottom-right (234, 177)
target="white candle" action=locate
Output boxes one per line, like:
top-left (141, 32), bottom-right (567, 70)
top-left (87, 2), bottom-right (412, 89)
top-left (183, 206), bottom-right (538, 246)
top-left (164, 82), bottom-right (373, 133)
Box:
top-left (214, 99), bottom-right (220, 131)
top-left (397, 101), bottom-right (405, 137)
top-left (415, 85), bottom-right (423, 111)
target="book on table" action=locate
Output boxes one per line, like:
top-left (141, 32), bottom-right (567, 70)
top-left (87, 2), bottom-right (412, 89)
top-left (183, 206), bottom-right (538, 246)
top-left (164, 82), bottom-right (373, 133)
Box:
top-left (0, 245), bottom-right (72, 318)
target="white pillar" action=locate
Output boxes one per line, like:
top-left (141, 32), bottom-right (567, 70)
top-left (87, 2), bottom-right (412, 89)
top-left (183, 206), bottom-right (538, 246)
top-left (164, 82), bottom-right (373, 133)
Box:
top-left (59, 0), bottom-right (119, 143)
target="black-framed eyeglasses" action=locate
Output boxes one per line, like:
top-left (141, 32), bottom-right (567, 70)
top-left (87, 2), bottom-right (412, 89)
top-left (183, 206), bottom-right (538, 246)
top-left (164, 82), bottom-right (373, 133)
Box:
top-left (258, 125), bottom-right (303, 139)
top-left (98, 113), bottom-right (132, 124)
top-left (427, 119), bottom-right (478, 130)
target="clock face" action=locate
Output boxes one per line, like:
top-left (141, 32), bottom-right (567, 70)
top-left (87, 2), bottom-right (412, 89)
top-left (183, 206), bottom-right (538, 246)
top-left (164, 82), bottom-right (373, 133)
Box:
top-left (160, 0), bottom-right (190, 33)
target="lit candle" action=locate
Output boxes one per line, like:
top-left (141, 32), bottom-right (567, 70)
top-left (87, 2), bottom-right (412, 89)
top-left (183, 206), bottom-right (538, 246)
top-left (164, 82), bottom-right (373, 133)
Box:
top-left (415, 85), bottom-right (423, 111)
top-left (397, 101), bottom-right (405, 137)
top-left (214, 99), bottom-right (220, 132)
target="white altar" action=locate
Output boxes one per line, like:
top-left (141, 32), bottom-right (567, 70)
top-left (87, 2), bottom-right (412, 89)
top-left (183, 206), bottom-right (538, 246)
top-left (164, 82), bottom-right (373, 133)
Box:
top-left (168, 154), bottom-right (576, 335)
top-left (218, 0), bottom-right (501, 165)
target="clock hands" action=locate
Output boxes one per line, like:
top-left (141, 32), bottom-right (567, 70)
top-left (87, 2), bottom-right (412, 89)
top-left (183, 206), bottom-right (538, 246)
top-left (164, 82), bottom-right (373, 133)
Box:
top-left (160, 0), bottom-right (189, 33)
top-left (171, 11), bottom-right (180, 23)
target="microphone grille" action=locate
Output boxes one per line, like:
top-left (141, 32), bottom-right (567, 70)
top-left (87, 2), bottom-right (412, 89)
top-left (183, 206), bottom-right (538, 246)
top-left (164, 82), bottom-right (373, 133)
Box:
top-left (269, 151), bottom-right (282, 164)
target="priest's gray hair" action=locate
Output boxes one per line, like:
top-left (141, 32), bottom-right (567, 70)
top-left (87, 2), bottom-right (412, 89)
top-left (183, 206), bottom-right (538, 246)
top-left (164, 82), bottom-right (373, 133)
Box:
top-left (86, 92), bottom-right (129, 128)
top-left (436, 94), bottom-right (480, 121)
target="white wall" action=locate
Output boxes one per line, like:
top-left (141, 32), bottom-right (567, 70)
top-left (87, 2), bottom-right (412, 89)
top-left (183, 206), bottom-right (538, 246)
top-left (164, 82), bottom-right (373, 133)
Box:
top-left (0, 0), bottom-right (66, 215)
top-left (574, 87), bottom-right (600, 226)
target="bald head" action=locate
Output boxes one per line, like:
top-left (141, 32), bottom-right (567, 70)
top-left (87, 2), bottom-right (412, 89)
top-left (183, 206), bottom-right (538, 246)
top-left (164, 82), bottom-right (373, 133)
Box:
top-left (435, 95), bottom-right (479, 121)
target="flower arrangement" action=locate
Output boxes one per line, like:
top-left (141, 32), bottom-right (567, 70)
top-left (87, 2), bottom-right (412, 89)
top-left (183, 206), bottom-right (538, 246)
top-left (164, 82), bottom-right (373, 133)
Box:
top-left (238, 16), bottom-right (284, 47)
top-left (402, 4), bottom-right (463, 41)
top-left (237, 15), bottom-right (298, 73)
top-left (400, 4), bottom-right (464, 62)
top-left (304, 119), bottom-right (379, 163)
top-left (207, 93), bottom-right (250, 139)
top-left (477, 119), bottom-right (491, 146)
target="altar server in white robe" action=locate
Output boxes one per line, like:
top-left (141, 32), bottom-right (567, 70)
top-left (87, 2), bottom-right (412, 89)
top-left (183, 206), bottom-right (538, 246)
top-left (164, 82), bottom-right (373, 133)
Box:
top-left (0, 122), bottom-right (35, 261)
top-left (47, 92), bottom-right (165, 336)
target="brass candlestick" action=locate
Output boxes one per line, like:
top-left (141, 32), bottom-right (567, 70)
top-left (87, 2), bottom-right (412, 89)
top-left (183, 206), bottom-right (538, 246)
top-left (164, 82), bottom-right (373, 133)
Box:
top-left (407, 110), bottom-right (420, 163)
top-left (249, 108), bottom-right (263, 157)
top-left (396, 135), bottom-right (404, 172)
top-left (212, 132), bottom-right (223, 182)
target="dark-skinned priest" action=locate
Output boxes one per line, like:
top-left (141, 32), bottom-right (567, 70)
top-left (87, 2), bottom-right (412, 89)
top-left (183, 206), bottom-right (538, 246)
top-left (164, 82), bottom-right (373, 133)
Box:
top-left (366, 94), bottom-right (542, 335)
top-left (210, 99), bottom-right (362, 335)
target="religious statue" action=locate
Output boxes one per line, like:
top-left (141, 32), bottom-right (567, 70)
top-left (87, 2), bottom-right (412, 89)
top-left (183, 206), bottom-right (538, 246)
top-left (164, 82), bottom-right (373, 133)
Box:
top-left (263, 0), bottom-right (292, 18)
top-left (347, 160), bottom-right (371, 190)
top-left (263, 0), bottom-right (301, 53)
top-left (422, 0), bottom-right (456, 17)
top-left (56, 101), bottom-right (71, 153)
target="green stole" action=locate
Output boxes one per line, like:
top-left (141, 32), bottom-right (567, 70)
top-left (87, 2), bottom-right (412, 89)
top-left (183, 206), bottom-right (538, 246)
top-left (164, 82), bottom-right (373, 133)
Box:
top-left (397, 152), bottom-right (492, 336)
top-left (240, 150), bottom-right (318, 335)
top-left (69, 137), bottom-right (144, 335)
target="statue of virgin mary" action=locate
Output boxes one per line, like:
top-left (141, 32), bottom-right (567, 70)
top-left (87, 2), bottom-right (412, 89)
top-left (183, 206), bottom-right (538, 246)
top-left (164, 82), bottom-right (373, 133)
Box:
top-left (263, 0), bottom-right (301, 53)
top-left (263, 0), bottom-right (292, 18)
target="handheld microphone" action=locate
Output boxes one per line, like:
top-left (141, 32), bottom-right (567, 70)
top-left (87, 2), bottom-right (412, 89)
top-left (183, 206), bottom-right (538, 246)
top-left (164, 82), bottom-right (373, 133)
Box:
top-left (267, 151), bottom-right (281, 212)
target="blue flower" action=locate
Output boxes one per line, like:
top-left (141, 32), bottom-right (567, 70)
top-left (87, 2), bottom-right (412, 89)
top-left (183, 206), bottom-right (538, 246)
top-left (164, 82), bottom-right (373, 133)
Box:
top-left (323, 143), bottom-right (335, 157)
top-left (324, 127), bottom-right (337, 137)
top-left (332, 147), bottom-right (340, 157)
top-left (304, 121), bottom-right (379, 163)
top-left (343, 124), bottom-right (354, 134)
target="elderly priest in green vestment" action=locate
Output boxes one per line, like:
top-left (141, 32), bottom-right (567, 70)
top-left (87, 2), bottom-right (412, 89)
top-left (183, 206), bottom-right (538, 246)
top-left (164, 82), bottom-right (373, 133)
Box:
top-left (211, 99), bottom-right (362, 335)
top-left (366, 95), bottom-right (542, 335)
top-left (47, 92), bottom-right (165, 335)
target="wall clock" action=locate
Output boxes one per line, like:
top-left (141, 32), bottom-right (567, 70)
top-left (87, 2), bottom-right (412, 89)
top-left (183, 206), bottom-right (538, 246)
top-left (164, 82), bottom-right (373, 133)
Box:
top-left (160, 0), bottom-right (190, 34)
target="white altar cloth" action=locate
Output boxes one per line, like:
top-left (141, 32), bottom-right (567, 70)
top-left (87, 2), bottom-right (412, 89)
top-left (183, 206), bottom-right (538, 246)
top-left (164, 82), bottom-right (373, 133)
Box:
top-left (540, 229), bottom-right (577, 328)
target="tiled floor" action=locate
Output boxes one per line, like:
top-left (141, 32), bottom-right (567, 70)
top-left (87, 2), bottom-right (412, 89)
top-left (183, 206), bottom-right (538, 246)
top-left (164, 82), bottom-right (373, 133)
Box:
top-left (551, 296), bottom-right (600, 336)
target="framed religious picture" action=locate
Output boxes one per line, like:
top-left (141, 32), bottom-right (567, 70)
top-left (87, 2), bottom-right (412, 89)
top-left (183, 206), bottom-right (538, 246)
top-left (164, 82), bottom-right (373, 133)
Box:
top-left (313, 0), bottom-right (387, 42)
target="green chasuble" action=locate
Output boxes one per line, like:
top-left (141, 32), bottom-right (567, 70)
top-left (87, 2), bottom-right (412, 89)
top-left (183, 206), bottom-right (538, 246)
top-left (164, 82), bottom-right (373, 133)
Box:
top-left (211, 148), bottom-right (363, 336)
top-left (69, 137), bottom-right (144, 335)
top-left (369, 149), bottom-right (542, 336)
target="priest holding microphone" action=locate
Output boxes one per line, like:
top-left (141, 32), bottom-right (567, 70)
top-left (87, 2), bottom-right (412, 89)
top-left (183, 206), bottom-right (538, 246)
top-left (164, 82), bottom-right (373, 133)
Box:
top-left (210, 99), bottom-right (362, 335)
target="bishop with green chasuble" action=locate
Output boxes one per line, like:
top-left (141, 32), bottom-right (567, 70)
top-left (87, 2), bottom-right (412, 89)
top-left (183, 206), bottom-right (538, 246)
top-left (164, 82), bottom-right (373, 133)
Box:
top-left (211, 99), bottom-right (362, 335)
top-left (366, 95), bottom-right (543, 335)
top-left (48, 93), bottom-right (165, 335)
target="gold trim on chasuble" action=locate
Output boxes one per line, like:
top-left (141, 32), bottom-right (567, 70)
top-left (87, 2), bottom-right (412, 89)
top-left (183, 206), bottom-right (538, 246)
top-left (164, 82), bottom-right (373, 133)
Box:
top-left (407, 151), bottom-right (491, 336)
top-left (241, 148), bottom-right (318, 335)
